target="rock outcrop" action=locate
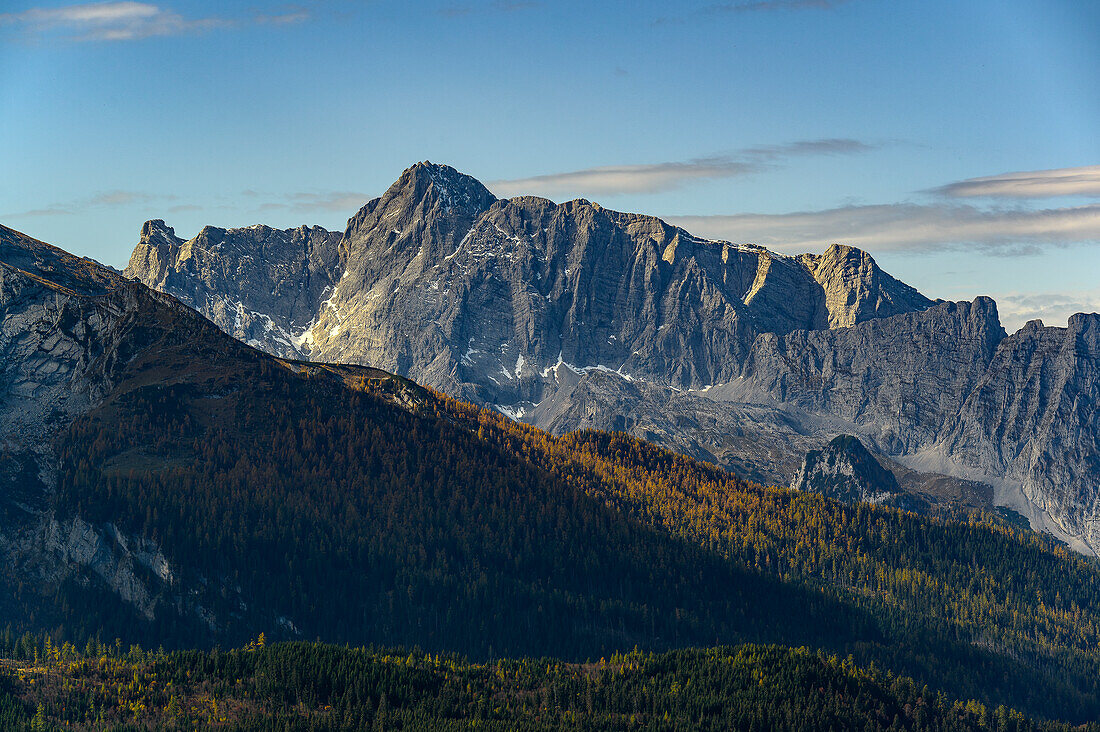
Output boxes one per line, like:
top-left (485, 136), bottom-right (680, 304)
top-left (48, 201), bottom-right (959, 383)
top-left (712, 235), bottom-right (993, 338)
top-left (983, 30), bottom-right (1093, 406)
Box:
top-left (790, 435), bottom-right (914, 509)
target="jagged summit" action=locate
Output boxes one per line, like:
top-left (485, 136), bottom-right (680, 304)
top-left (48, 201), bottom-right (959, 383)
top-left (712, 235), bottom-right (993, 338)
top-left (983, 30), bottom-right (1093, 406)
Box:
top-left (125, 220), bottom-right (342, 358)
top-left (140, 218), bottom-right (180, 242)
top-left (382, 160), bottom-right (498, 217)
top-left (801, 243), bottom-right (935, 328)
top-left (125, 162), bottom-right (942, 391)
top-left (790, 435), bottom-right (904, 506)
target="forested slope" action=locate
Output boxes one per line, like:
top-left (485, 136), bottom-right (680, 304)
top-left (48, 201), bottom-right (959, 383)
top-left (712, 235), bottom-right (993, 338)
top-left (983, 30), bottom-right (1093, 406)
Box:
top-left (1, 639), bottom-right (1089, 731)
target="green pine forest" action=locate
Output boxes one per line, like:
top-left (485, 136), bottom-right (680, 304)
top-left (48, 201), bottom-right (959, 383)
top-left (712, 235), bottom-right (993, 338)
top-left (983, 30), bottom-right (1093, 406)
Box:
top-left (0, 637), bottom-right (1090, 731)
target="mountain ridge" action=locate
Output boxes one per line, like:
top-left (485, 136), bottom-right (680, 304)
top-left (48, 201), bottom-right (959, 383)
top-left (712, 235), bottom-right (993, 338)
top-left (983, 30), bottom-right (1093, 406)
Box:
top-left (120, 162), bottom-right (1100, 555)
top-left (8, 221), bottom-right (1100, 720)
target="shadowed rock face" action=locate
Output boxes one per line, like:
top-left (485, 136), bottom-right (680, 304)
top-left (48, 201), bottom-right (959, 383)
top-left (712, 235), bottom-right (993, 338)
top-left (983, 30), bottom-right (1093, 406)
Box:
top-left (122, 162), bottom-right (1100, 554)
top-left (938, 314), bottom-right (1100, 544)
top-left (790, 435), bottom-right (904, 506)
top-left (0, 223), bottom-right (439, 639)
top-left (727, 297), bottom-right (1008, 456)
top-left (1, 223), bottom-right (238, 631)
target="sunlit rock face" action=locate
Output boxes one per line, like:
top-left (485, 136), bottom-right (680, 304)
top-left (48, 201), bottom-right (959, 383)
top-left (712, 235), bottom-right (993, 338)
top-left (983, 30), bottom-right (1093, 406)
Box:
top-left (124, 219), bottom-right (342, 358)
top-left (125, 162), bottom-right (1100, 554)
top-left (128, 163), bottom-right (934, 401)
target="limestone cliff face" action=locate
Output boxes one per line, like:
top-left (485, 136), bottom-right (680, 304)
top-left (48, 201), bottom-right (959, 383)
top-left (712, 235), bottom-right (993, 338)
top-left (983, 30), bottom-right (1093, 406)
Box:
top-left (938, 314), bottom-right (1100, 548)
top-left (124, 220), bottom-right (342, 357)
top-left (128, 163), bottom-right (932, 408)
top-left (727, 298), bottom-right (1007, 455)
top-left (2, 225), bottom-right (139, 498)
top-left (800, 244), bottom-right (933, 328)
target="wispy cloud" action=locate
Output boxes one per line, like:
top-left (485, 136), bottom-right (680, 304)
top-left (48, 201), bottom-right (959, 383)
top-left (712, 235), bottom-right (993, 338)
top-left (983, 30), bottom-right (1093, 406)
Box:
top-left (437, 0), bottom-right (539, 17)
top-left (253, 7), bottom-right (311, 26)
top-left (489, 158), bottom-right (758, 198)
top-left (666, 202), bottom-right (1100, 256)
top-left (2, 206), bottom-right (73, 219)
top-left (258, 191), bottom-right (369, 213)
top-left (4, 189), bottom-right (169, 219)
top-left (85, 190), bottom-right (159, 206)
top-left (707, 0), bottom-right (848, 12)
top-left (744, 138), bottom-right (873, 158)
top-left (493, 0), bottom-right (540, 9)
top-left (0, 1), bottom-right (226, 41)
top-left (0, 1), bottom-right (311, 42)
top-left (167, 203), bottom-right (202, 213)
top-left (934, 165), bottom-right (1100, 199)
top-left (656, 0), bottom-right (848, 24)
top-left (994, 291), bottom-right (1100, 333)
top-left (489, 138), bottom-right (873, 198)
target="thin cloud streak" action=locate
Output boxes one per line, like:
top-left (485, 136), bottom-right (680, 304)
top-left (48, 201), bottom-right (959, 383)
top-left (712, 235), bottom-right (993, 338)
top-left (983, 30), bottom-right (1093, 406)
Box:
top-left (490, 158), bottom-right (759, 197)
top-left (744, 138), bottom-right (873, 159)
top-left (4, 189), bottom-right (168, 218)
top-left (254, 9), bottom-right (311, 26)
top-left (994, 291), bottom-right (1100, 333)
top-left (935, 165), bottom-right (1100, 199)
top-left (666, 202), bottom-right (1100, 256)
top-left (656, 0), bottom-right (847, 24)
top-left (86, 190), bottom-right (159, 206)
top-left (258, 191), bottom-right (369, 213)
top-left (437, 1), bottom-right (539, 17)
top-left (0, 1), bottom-right (304, 42)
top-left (708, 0), bottom-right (848, 12)
top-left (489, 138), bottom-right (872, 197)
top-left (2, 206), bottom-right (73, 219)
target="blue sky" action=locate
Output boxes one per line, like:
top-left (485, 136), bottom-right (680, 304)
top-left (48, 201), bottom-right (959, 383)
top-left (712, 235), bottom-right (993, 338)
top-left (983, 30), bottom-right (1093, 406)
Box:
top-left (2, 0), bottom-right (1098, 330)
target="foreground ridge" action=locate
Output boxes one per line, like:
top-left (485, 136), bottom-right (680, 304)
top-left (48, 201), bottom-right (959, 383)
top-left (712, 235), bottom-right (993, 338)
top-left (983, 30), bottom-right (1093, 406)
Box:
top-left (0, 639), bottom-right (1078, 731)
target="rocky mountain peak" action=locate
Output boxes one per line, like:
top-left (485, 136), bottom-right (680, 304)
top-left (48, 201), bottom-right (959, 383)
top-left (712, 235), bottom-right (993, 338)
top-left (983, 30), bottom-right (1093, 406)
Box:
top-left (396, 160), bottom-right (497, 215)
top-left (139, 219), bottom-right (181, 244)
top-left (790, 434), bottom-right (903, 506)
top-left (1069, 311), bottom-right (1100, 339)
top-left (969, 295), bottom-right (1008, 342)
top-left (801, 242), bottom-right (935, 328)
top-left (123, 221), bottom-right (342, 358)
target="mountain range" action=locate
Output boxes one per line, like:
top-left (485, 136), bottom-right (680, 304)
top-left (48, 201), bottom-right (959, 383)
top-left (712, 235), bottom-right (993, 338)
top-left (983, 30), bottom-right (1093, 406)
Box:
top-left (6, 218), bottom-right (1100, 721)
top-left (125, 162), bottom-right (1100, 554)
